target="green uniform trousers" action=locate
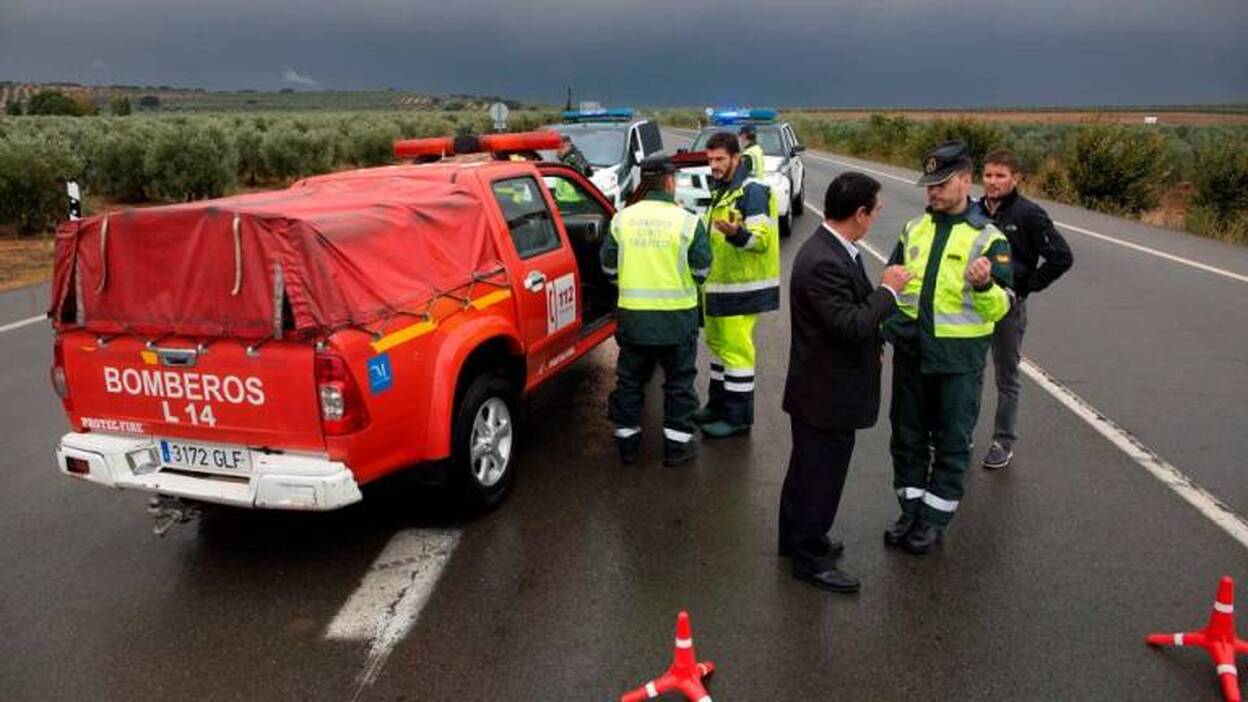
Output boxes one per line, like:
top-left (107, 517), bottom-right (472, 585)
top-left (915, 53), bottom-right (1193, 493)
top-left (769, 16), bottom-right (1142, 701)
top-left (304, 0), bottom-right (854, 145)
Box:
top-left (609, 339), bottom-right (699, 458)
top-left (889, 349), bottom-right (985, 527)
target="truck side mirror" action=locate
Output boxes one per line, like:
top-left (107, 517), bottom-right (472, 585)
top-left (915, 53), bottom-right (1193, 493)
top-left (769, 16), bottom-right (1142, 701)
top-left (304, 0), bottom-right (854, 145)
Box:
top-left (792, 144), bottom-right (806, 154)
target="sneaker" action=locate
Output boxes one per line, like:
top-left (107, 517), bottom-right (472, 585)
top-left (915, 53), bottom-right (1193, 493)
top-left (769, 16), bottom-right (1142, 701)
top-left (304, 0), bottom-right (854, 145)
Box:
top-left (982, 442), bottom-right (1014, 470)
top-left (700, 420), bottom-right (750, 439)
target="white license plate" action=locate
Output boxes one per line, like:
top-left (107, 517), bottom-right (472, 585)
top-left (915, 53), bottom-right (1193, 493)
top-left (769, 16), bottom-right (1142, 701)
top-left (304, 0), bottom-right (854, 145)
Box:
top-left (157, 438), bottom-right (252, 475)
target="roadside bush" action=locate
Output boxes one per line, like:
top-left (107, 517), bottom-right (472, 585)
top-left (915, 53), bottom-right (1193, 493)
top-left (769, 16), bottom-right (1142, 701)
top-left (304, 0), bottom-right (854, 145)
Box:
top-left (1187, 207), bottom-right (1248, 246)
top-left (1027, 157), bottom-right (1075, 202)
top-left (0, 135), bottom-right (84, 234)
top-left (347, 121), bottom-right (401, 167)
top-left (1191, 139), bottom-right (1248, 218)
top-left (865, 113), bottom-right (912, 159)
top-left (234, 126), bottom-right (264, 186)
top-left (788, 117), bottom-right (868, 156)
top-left (1067, 123), bottom-right (1169, 215)
top-left (144, 122), bottom-right (238, 201)
top-left (85, 129), bottom-right (149, 202)
top-left (1005, 125), bottom-right (1070, 176)
top-left (110, 97), bottom-right (132, 117)
top-left (260, 124), bottom-right (335, 180)
top-left (27, 90), bottom-right (87, 116)
top-left (907, 117), bottom-right (1007, 171)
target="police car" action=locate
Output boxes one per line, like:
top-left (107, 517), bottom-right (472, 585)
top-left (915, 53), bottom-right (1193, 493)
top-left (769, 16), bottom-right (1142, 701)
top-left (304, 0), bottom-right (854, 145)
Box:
top-left (675, 108), bottom-right (807, 237)
top-left (545, 108), bottom-right (664, 208)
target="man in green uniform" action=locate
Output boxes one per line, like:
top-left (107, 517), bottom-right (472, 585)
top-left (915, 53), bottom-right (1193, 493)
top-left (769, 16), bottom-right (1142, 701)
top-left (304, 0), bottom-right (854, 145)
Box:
top-left (557, 134), bottom-right (594, 177)
top-left (697, 131), bottom-right (781, 438)
top-left (882, 140), bottom-right (1014, 555)
top-left (739, 124), bottom-right (766, 179)
top-left (601, 154), bottom-right (712, 466)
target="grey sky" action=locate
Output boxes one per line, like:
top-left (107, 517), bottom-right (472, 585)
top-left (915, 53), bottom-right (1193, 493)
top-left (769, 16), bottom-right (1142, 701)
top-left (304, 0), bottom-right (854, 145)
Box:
top-left (2, 0), bottom-right (1245, 106)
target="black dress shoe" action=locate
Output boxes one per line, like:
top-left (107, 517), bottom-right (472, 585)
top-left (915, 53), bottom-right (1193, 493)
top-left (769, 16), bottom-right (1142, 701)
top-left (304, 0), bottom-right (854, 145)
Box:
top-left (792, 562), bottom-right (861, 593)
top-left (902, 521), bottom-right (944, 555)
top-left (884, 514), bottom-right (917, 547)
top-left (778, 539), bottom-right (844, 559)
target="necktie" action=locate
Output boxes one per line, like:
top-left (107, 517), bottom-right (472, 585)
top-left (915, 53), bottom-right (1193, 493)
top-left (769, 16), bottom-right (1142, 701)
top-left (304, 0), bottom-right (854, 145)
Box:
top-left (854, 252), bottom-right (867, 280)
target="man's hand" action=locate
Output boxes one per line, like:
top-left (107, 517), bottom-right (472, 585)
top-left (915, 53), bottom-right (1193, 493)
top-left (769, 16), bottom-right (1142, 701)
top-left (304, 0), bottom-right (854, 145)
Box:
top-left (713, 219), bottom-right (740, 236)
top-left (966, 256), bottom-right (992, 288)
top-left (881, 265), bottom-right (913, 292)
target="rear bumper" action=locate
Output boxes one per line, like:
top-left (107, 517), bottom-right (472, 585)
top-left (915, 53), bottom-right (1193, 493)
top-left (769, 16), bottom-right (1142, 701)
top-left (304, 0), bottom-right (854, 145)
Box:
top-left (56, 432), bottom-right (363, 511)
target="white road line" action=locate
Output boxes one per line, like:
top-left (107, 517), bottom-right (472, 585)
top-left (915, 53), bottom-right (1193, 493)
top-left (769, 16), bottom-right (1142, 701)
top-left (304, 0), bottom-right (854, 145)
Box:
top-left (326, 528), bottom-right (461, 698)
top-left (1019, 359), bottom-right (1248, 549)
top-left (807, 200), bottom-right (1248, 550)
top-left (803, 152), bottom-right (1248, 285)
top-left (0, 315), bottom-right (45, 334)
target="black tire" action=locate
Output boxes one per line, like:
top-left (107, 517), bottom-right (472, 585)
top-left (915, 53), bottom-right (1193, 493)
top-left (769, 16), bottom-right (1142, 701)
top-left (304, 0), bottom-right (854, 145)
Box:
top-left (779, 209), bottom-right (792, 238)
top-left (792, 181), bottom-right (805, 216)
top-left (448, 371), bottom-right (518, 512)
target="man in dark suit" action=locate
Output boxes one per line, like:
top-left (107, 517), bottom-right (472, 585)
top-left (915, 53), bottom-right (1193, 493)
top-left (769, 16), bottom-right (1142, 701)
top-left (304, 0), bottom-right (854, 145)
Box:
top-left (779, 172), bottom-right (912, 593)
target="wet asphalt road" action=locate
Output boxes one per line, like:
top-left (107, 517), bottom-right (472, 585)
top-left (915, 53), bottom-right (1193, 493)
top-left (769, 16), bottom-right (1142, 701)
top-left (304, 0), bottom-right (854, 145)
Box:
top-left (2, 134), bottom-right (1247, 701)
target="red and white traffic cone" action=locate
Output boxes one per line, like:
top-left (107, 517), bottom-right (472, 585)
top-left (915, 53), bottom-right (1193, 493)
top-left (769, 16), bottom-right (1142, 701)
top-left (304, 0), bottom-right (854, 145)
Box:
top-left (620, 611), bottom-right (716, 702)
top-left (1147, 575), bottom-right (1248, 701)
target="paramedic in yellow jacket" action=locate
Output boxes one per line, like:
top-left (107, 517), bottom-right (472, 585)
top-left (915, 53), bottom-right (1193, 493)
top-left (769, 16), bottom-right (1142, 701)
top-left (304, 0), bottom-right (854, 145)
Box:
top-left (695, 131), bottom-right (781, 438)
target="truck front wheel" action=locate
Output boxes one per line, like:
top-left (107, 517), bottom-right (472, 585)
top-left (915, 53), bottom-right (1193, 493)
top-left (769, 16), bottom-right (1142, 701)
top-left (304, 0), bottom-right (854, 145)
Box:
top-left (450, 372), bottom-right (518, 511)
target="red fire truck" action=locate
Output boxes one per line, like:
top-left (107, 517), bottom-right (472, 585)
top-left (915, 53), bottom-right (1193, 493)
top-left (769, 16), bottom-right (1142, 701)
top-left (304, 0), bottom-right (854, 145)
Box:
top-left (49, 132), bottom-right (693, 523)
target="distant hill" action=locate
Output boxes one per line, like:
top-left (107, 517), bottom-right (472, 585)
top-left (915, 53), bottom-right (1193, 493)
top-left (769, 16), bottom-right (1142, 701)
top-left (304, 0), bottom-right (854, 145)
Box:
top-left (0, 82), bottom-right (532, 112)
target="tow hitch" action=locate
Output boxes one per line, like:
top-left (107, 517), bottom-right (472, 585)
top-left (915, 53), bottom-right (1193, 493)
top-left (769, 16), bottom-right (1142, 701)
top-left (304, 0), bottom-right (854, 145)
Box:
top-left (147, 496), bottom-right (202, 537)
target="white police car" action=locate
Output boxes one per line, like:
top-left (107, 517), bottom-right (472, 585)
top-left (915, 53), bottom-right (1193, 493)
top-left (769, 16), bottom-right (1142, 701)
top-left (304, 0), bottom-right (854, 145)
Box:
top-left (545, 108), bottom-right (664, 208)
top-left (675, 108), bottom-right (807, 237)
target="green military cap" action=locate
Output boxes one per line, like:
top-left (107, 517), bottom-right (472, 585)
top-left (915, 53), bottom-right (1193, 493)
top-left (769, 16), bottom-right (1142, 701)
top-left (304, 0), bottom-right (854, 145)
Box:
top-left (916, 140), bottom-right (972, 186)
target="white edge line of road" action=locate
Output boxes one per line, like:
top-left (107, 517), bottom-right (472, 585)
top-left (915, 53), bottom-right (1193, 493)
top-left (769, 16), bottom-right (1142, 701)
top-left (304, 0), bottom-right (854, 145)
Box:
top-left (0, 314), bottom-right (45, 334)
top-left (806, 199), bottom-right (1248, 550)
top-left (325, 528), bottom-right (462, 698)
top-left (800, 152), bottom-right (1248, 285)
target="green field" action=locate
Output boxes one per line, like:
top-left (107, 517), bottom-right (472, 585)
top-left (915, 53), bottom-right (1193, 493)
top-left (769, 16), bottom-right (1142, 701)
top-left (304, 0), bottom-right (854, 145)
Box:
top-left (1, 93), bottom-right (1246, 247)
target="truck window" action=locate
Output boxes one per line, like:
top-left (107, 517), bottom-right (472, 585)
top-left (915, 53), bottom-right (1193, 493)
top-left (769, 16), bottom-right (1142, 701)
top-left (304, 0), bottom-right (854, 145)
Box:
top-left (542, 175), bottom-right (607, 218)
top-left (639, 121), bottom-right (663, 155)
top-left (491, 177), bottom-right (563, 259)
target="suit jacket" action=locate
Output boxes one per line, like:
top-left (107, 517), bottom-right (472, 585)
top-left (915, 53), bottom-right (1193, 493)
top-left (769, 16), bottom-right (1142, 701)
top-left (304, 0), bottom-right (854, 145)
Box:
top-left (782, 225), bottom-right (897, 430)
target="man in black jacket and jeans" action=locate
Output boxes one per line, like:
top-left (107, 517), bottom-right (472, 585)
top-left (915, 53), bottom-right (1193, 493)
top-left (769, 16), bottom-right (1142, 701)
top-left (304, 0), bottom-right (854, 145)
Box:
top-left (977, 148), bottom-right (1074, 470)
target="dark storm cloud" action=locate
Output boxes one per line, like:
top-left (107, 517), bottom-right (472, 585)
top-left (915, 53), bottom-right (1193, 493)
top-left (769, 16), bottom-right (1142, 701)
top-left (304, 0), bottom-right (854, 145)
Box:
top-left (1, 0), bottom-right (1244, 106)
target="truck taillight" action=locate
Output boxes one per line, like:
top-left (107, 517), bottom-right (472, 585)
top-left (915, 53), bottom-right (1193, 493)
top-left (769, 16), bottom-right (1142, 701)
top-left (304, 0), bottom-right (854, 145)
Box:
top-left (51, 338), bottom-right (72, 411)
top-left (315, 352), bottom-right (369, 436)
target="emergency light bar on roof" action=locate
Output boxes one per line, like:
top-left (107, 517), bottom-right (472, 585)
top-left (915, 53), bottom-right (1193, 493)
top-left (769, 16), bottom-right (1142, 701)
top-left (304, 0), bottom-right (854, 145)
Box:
top-left (710, 108), bottom-right (778, 126)
top-left (561, 107), bottom-right (635, 123)
top-left (393, 131), bottom-right (562, 159)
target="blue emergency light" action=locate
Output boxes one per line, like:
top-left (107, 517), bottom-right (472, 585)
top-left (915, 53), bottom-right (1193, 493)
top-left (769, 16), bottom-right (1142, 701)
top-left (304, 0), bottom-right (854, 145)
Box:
top-left (562, 107), bottom-right (635, 123)
top-left (710, 108), bottom-right (778, 126)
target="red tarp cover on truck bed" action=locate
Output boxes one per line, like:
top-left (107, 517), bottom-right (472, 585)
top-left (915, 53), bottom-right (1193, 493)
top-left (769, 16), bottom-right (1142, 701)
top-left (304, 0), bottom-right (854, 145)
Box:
top-left (50, 166), bottom-right (503, 339)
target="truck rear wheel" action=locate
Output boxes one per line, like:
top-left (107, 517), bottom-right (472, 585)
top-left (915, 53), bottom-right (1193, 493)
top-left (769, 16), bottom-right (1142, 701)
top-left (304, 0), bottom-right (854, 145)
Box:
top-left (450, 371), bottom-right (518, 512)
